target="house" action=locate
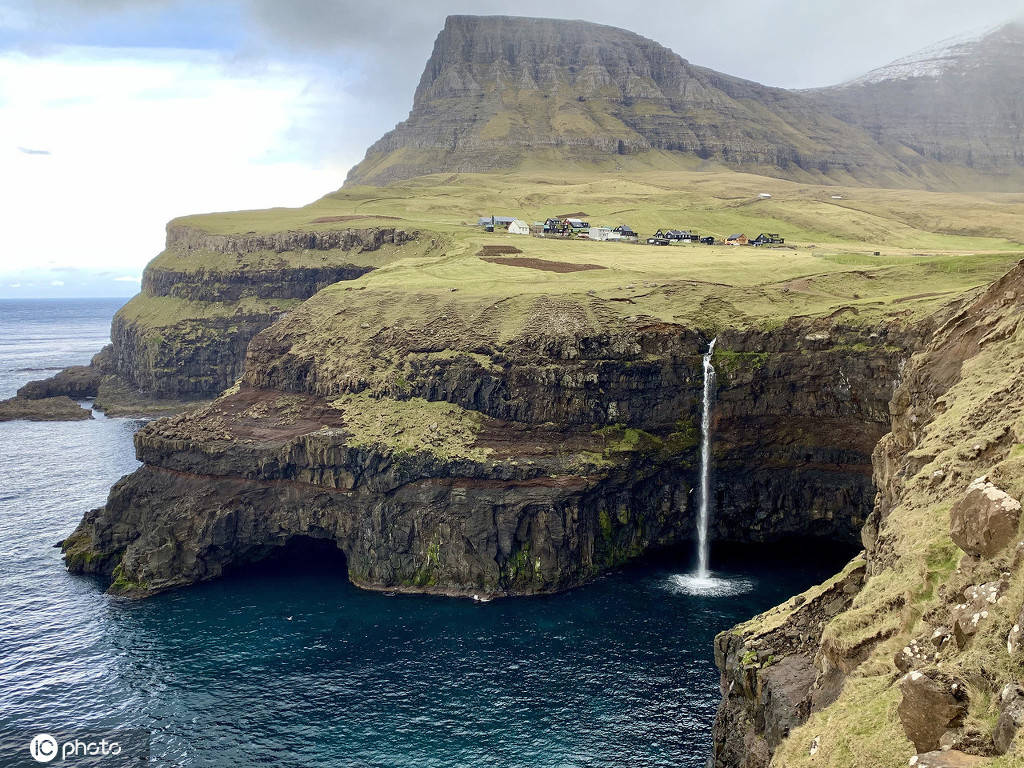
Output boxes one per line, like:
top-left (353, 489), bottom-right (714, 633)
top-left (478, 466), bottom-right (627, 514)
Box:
top-left (758, 193), bottom-right (772, 199)
top-left (656, 229), bottom-right (699, 242)
top-left (543, 218), bottom-right (563, 233)
top-left (477, 216), bottom-right (516, 227)
top-left (700, 236), bottom-right (716, 245)
top-left (726, 233), bottom-right (749, 245)
top-left (612, 225), bottom-right (636, 238)
top-left (752, 233), bottom-right (785, 245)
top-left (647, 235), bottom-right (671, 246)
top-left (508, 219), bottom-right (530, 235)
top-left (565, 218), bottom-right (590, 231)
top-left (589, 226), bottom-right (614, 241)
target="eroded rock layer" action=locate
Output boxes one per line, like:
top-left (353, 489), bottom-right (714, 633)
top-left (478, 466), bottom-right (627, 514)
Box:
top-left (64, 290), bottom-right (915, 598)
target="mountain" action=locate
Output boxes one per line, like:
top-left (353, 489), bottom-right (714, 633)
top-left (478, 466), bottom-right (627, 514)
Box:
top-left (806, 22), bottom-right (1024, 177)
top-left (345, 15), bottom-right (914, 187)
top-left (346, 16), bottom-right (1024, 190)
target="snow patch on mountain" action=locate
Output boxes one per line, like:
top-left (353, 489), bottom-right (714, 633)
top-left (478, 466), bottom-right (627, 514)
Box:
top-left (844, 24), bottom-right (1003, 86)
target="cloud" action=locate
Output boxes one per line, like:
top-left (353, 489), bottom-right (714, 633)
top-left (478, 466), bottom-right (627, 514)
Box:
top-left (8, 282), bottom-right (21, 288)
top-left (17, 146), bottom-right (51, 155)
top-left (114, 275), bottom-right (141, 282)
top-left (0, 45), bottom-right (350, 288)
top-left (50, 280), bottom-right (64, 286)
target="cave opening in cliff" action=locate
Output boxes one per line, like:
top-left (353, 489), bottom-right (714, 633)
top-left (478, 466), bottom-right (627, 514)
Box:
top-left (223, 535), bottom-right (349, 580)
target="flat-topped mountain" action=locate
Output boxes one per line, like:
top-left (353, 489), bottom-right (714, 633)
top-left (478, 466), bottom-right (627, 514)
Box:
top-left (807, 22), bottom-right (1024, 177)
top-left (346, 15), bottom-right (1024, 190)
top-left (346, 15), bottom-right (908, 186)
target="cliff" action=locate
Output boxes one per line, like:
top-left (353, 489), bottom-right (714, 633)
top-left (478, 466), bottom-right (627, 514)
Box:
top-left (62, 304), bottom-right (915, 598)
top-left (711, 260), bottom-right (1024, 767)
top-left (23, 221), bottom-right (422, 416)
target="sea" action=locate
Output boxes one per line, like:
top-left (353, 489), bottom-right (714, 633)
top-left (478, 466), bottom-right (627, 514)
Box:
top-left (0, 298), bottom-right (848, 767)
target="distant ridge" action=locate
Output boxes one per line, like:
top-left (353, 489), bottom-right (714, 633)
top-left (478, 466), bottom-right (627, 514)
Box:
top-left (806, 22), bottom-right (1024, 176)
top-left (345, 15), bottom-right (1024, 190)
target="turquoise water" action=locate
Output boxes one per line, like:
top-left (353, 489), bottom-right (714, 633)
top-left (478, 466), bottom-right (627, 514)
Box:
top-left (0, 299), bottom-right (846, 767)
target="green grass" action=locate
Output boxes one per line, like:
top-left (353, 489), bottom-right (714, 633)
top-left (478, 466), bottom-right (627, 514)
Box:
top-left (116, 294), bottom-right (301, 329)
top-left (122, 169), bottom-right (1023, 354)
top-left (330, 393), bottom-right (492, 462)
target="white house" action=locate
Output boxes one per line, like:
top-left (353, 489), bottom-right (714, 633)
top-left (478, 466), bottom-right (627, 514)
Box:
top-left (508, 219), bottom-right (530, 235)
top-left (588, 226), bottom-right (614, 241)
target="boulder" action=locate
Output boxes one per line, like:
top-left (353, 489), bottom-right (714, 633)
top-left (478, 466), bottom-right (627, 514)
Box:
top-left (994, 683), bottom-right (1024, 754)
top-left (910, 750), bottom-right (986, 767)
top-left (950, 477), bottom-right (1021, 558)
top-left (952, 579), bottom-right (1008, 650)
top-left (898, 670), bottom-right (969, 752)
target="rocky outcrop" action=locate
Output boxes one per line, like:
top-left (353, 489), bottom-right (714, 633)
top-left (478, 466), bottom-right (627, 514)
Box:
top-left (714, 260), bottom-right (1024, 767)
top-left (0, 395), bottom-right (92, 421)
top-left (950, 477), bottom-right (1022, 558)
top-left (994, 684), bottom-right (1024, 754)
top-left (897, 670), bottom-right (970, 752)
top-left (17, 365), bottom-right (100, 400)
top-left (712, 557), bottom-right (868, 768)
top-left (63, 386), bottom-right (699, 596)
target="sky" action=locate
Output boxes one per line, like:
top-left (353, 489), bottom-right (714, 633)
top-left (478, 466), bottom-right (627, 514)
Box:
top-left (1, 0), bottom-right (1021, 298)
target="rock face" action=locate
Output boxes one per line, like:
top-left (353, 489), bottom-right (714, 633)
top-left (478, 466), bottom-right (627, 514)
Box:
top-left (950, 477), bottom-right (1022, 558)
top-left (714, 259), bottom-right (1024, 767)
top-left (712, 557), bottom-right (868, 768)
top-left (994, 684), bottom-right (1024, 754)
top-left (0, 396), bottom-right (92, 421)
top-left (63, 292), bottom-right (912, 597)
top-left (95, 224), bottom-right (418, 412)
top-left (346, 15), bottom-right (913, 187)
top-left (807, 23), bottom-right (1024, 185)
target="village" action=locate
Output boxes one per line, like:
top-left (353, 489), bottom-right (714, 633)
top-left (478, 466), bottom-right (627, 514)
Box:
top-left (475, 215), bottom-right (785, 247)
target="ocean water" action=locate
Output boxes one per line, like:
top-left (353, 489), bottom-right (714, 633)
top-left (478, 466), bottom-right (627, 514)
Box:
top-left (0, 299), bottom-right (848, 767)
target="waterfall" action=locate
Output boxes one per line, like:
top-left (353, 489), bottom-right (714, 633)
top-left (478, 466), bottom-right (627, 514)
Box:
top-left (669, 338), bottom-right (752, 596)
top-left (696, 338), bottom-right (717, 579)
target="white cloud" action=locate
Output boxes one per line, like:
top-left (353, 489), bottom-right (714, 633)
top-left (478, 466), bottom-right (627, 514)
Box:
top-left (50, 280), bottom-right (65, 286)
top-left (8, 283), bottom-right (21, 288)
top-left (0, 45), bottom-right (359, 290)
top-left (114, 275), bottom-right (142, 282)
